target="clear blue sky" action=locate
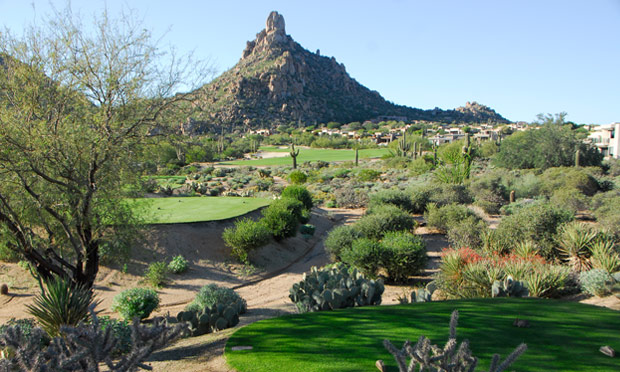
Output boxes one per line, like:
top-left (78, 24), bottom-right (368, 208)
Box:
top-left (1, 0), bottom-right (619, 124)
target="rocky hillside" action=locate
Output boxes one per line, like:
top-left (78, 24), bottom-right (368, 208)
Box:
top-left (184, 12), bottom-right (508, 134)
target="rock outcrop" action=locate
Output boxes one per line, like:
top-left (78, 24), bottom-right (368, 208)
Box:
top-left (186, 12), bottom-right (509, 134)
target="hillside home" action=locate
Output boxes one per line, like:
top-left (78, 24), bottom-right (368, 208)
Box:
top-left (587, 122), bottom-right (620, 159)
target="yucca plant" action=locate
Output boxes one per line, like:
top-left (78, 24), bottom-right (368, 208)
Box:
top-left (590, 239), bottom-right (620, 273)
top-left (480, 229), bottom-right (510, 256)
top-left (513, 240), bottom-right (539, 259)
top-left (26, 276), bottom-right (97, 337)
top-left (556, 222), bottom-right (597, 272)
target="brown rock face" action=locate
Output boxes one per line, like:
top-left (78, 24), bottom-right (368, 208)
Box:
top-left (187, 12), bottom-right (509, 134)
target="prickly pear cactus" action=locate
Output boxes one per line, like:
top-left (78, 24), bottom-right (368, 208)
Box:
top-left (289, 263), bottom-right (384, 313)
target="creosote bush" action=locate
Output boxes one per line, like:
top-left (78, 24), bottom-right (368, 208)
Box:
top-left (223, 218), bottom-right (271, 263)
top-left (288, 170), bottom-right (308, 184)
top-left (262, 197), bottom-right (304, 240)
top-left (368, 189), bottom-right (414, 213)
top-left (111, 288), bottom-right (160, 321)
top-left (356, 204), bottom-right (415, 240)
top-left (381, 231), bottom-right (427, 282)
top-left (185, 284), bottom-right (247, 314)
top-left (281, 185), bottom-right (313, 210)
top-left (168, 255), bottom-right (189, 274)
top-left (341, 238), bottom-right (383, 277)
top-left (424, 203), bottom-right (480, 233)
top-left (324, 225), bottom-right (362, 261)
top-left (144, 261), bottom-right (170, 288)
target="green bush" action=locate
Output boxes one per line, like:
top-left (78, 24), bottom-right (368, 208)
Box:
top-left (357, 168), bottom-right (381, 182)
top-left (281, 185), bottom-right (313, 210)
top-left (341, 238), bottom-right (383, 277)
top-left (495, 201), bottom-right (573, 259)
top-left (429, 184), bottom-right (473, 207)
top-left (549, 188), bottom-right (589, 213)
top-left (356, 204), bottom-right (415, 240)
top-left (112, 288), bottom-right (160, 321)
top-left (185, 284), bottom-right (247, 314)
top-left (381, 231), bottom-right (427, 282)
top-left (167, 255), bottom-right (189, 274)
top-left (0, 243), bottom-right (20, 263)
top-left (324, 225), bottom-right (362, 261)
top-left (223, 218), bottom-right (271, 263)
top-left (446, 215), bottom-right (486, 249)
top-left (25, 277), bottom-right (95, 337)
top-left (261, 198), bottom-right (303, 240)
top-left (590, 190), bottom-right (620, 237)
top-left (368, 189), bottom-right (414, 213)
top-left (144, 261), bottom-right (170, 288)
top-left (288, 170), bottom-right (308, 184)
top-left (579, 269), bottom-right (614, 297)
top-left (540, 167), bottom-right (601, 197)
top-left (407, 185), bottom-right (433, 213)
top-left (424, 203), bottom-right (480, 233)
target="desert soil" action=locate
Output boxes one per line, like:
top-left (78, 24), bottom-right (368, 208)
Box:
top-left (1, 207), bottom-right (618, 372)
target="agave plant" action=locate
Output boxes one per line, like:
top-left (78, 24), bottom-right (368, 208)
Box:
top-left (26, 276), bottom-right (97, 337)
top-left (556, 222), bottom-right (598, 272)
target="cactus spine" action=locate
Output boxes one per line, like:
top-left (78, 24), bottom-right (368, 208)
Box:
top-left (290, 143), bottom-right (300, 169)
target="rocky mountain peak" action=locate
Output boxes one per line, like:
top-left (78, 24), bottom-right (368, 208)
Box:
top-left (266, 11), bottom-right (285, 35)
top-left (242, 11), bottom-right (291, 59)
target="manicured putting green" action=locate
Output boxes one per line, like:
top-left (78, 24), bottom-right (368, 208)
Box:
top-left (220, 147), bottom-right (389, 166)
top-left (226, 298), bottom-right (620, 372)
top-left (128, 197), bottom-right (271, 223)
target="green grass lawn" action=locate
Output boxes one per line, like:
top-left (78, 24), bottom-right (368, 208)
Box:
top-left (220, 147), bottom-right (389, 166)
top-left (127, 196), bottom-right (271, 223)
top-left (226, 298), bottom-right (620, 372)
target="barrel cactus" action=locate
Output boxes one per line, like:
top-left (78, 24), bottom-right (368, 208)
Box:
top-left (289, 263), bottom-right (384, 313)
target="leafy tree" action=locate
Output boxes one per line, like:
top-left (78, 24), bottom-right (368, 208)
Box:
top-left (0, 8), bottom-right (207, 287)
top-left (493, 113), bottom-right (602, 169)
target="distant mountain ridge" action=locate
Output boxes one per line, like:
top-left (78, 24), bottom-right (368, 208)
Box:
top-left (184, 12), bottom-right (509, 134)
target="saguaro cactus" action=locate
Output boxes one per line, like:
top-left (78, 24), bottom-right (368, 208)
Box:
top-left (575, 149), bottom-right (581, 167)
top-left (355, 147), bottom-right (359, 166)
top-left (290, 143), bottom-right (300, 169)
top-left (397, 131), bottom-right (411, 157)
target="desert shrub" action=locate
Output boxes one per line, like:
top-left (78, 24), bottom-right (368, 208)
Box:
top-left (289, 263), bottom-right (384, 313)
top-left (144, 261), bottom-right (169, 288)
top-left (495, 201), bottom-right (573, 259)
top-left (510, 172), bottom-right (542, 199)
top-left (408, 157), bottom-right (435, 176)
top-left (407, 185), bottom-right (433, 213)
top-left (261, 198), bottom-right (303, 240)
top-left (25, 277), bottom-right (95, 337)
top-left (300, 224), bottom-right (315, 236)
top-left (550, 188), bottom-right (589, 213)
top-left (288, 170), bottom-right (308, 184)
top-left (540, 167), bottom-right (601, 197)
top-left (556, 222), bottom-right (598, 272)
top-left (223, 218), bottom-right (271, 263)
top-left (334, 184), bottom-right (369, 208)
top-left (0, 243), bottom-right (20, 263)
top-left (424, 203), bottom-right (480, 233)
top-left (341, 238), bottom-right (383, 277)
top-left (368, 189), bottom-right (414, 213)
top-left (112, 288), bottom-right (160, 320)
top-left (185, 284), bottom-right (247, 314)
top-left (324, 225), bottom-right (362, 261)
top-left (168, 255), bottom-right (189, 274)
top-left (357, 168), bottom-right (381, 182)
top-left (590, 190), bottom-right (620, 237)
top-left (381, 231), bottom-right (427, 282)
top-left (446, 215), bottom-right (486, 249)
top-left (579, 269), bottom-right (614, 297)
top-left (429, 184), bottom-right (473, 206)
top-left (281, 185), bottom-right (313, 210)
top-left (356, 204), bottom-right (415, 240)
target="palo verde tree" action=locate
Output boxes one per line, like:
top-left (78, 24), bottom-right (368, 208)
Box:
top-left (0, 8), bottom-right (208, 288)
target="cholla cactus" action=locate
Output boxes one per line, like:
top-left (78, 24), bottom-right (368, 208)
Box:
top-left (0, 306), bottom-right (186, 372)
top-left (383, 310), bottom-right (527, 372)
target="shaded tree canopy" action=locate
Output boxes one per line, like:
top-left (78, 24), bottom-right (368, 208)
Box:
top-left (0, 7), bottom-right (208, 287)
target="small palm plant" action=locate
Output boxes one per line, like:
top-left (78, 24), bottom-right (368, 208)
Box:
top-left (26, 276), bottom-right (97, 337)
top-left (556, 222), bottom-right (597, 272)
